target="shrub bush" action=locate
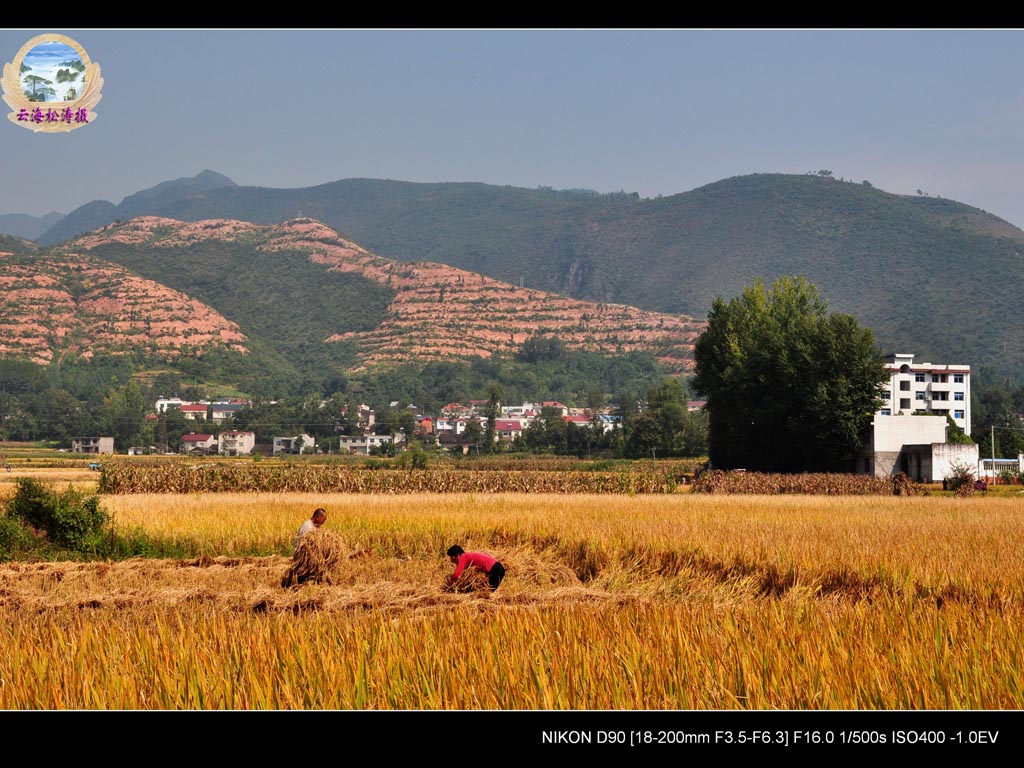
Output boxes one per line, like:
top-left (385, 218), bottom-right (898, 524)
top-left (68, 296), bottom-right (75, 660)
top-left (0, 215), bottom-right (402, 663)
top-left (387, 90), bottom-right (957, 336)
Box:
top-left (0, 514), bottom-right (34, 560)
top-left (7, 477), bottom-right (51, 531)
top-left (7, 478), bottom-right (111, 553)
top-left (943, 460), bottom-right (976, 495)
top-left (396, 442), bottom-right (430, 470)
top-left (48, 487), bottom-right (108, 550)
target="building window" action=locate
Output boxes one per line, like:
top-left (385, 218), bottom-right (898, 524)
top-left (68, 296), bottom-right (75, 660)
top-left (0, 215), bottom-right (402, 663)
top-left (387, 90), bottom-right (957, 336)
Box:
top-left (954, 392), bottom-right (964, 401)
top-left (953, 374), bottom-right (964, 384)
top-left (899, 381), bottom-right (910, 391)
top-left (880, 409), bottom-right (891, 416)
top-left (915, 392), bottom-right (926, 401)
top-left (900, 399), bottom-right (911, 410)
top-left (933, 373), bottom-right (947, 383)
top-left (915, 373), bottom-right (926, 382)
top-left (933, 392), bottom-right (949, 401)
top-left (954, 410), bottom-right (965, 419)
top-left (881, 391), bottom-right (890, 400)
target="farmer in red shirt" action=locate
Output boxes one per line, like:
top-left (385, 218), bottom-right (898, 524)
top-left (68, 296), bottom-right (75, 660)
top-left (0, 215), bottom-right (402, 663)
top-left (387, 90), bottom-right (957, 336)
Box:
top-left (447, 544), bottom-right (506, 591)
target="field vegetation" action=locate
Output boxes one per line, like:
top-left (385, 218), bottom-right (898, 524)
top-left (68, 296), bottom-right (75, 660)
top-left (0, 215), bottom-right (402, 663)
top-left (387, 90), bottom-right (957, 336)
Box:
top-left (1, 483), bottom-right (1022, 709)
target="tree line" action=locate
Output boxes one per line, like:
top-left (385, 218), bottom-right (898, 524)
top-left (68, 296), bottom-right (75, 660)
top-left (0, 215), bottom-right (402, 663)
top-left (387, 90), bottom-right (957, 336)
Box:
top-left (0, 353), bottom-right (708, 458)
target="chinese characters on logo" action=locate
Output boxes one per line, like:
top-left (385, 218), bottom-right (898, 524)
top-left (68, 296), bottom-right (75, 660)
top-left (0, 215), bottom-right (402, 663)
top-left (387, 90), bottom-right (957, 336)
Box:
top-left (16, 106), bottom-right (89, 124)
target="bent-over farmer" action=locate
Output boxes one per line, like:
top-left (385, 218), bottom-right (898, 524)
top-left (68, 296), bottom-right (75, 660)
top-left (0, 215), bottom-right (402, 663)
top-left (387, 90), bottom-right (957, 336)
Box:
top-left (447, 544), bottom-right (505, 591)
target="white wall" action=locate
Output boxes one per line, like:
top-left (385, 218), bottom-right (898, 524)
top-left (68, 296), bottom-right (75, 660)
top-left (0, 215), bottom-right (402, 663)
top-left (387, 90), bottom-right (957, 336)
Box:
top-left (870, 415), bottom-right (947, 452)
top-left (931, 443), bottom-right (980, 482)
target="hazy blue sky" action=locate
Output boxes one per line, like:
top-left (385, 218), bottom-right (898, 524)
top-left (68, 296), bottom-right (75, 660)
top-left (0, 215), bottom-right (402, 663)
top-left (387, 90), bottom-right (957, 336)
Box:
top-left (3, 29), bottom-right (1024, 228)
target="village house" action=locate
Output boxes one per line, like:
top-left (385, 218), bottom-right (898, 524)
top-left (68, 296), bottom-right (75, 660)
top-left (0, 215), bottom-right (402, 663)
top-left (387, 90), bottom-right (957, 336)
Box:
top-left (71, 436), bottom-right (114, 455)
top-left (273, 434), bottom-right (315, 455)
top-left (218, 430), bottom-right (256, 456)
top-left (209, 400), bottom-right (250, 423)
top-left (435, 417), bottom-right (470, 436)
top-left (337, 433), bottom-right (404, 455)
top-left (181, 433), bottom-right (216, 455)
top-left (178, 403), bottom-right (209, 421)
top-left (501, 403), bottom-right (544, 422)
top-left (438, 432), bottom-right (478, 455)
top-left (541, 401), bottom-right (569, 417)
top-left (495, 419), bottom-right (524, 442)
top-left (154, 397), bottom-right (188, 413)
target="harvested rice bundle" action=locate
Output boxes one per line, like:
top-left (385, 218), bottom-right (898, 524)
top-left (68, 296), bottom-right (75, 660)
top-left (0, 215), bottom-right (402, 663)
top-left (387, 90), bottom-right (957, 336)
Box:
top-left (281, 530), bottom-right (351, 588)
top-left (498, 546), bottom-right (578, 587)
top-left (444, 567), bottom-right (490, 594)
top-left (892, 472), bottom-right (919, 496)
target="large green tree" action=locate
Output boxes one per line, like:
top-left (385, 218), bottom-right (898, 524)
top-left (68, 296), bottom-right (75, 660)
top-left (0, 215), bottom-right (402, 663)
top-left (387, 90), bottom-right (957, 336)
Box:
top-left (693, 276), bottom-right (886, 472)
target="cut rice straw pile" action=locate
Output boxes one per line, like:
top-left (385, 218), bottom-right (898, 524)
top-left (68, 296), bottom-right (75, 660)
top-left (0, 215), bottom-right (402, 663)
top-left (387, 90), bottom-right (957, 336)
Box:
top-left (282, 530), bottom-right (366, 588)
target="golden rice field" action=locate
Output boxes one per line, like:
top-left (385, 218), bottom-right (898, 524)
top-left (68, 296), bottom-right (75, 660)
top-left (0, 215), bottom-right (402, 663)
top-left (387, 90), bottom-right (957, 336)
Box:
top-left (2, 491), bottom-right (1024, 710)
top-left (0, 467), bottom-right (96, 491)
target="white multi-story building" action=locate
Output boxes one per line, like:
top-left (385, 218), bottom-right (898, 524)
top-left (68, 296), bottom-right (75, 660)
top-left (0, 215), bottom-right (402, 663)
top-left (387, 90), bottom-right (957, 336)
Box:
top-left (219, 431), bottom-right (255, 456)
top-left (878, 353), bottom-right (971, 434)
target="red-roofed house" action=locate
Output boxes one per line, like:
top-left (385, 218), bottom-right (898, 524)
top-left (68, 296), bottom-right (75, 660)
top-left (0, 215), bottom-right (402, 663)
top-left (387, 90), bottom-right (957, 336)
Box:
top-left (541, 401), bottom-right (568, 416)
top-left (179, 404), bottom-right (209, 421)
top-left (181, 433), bottom-right (216, 454)
top-left (495, 419), bottom-right (524, 442)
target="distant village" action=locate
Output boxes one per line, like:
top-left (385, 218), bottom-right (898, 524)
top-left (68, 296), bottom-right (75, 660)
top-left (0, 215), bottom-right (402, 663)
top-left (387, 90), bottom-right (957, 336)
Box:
top-left (66, 353), bottom-right (1024, 485)
top-left (75, 395), bottom-right (680, 458)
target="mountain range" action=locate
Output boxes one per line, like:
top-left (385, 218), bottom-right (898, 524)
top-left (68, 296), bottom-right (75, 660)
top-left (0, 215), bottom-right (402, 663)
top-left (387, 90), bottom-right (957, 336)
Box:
top-left (5, 169), bottom-right (1024, 381)
top-left (0, 215), bottom-right (701, 399)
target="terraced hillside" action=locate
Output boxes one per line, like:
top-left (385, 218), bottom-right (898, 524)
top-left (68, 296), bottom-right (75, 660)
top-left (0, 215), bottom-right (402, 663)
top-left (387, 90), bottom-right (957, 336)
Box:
top-left (66, 216), bottom-right (704, 374)
top-left (0, 249), bottom-right (247, 366)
